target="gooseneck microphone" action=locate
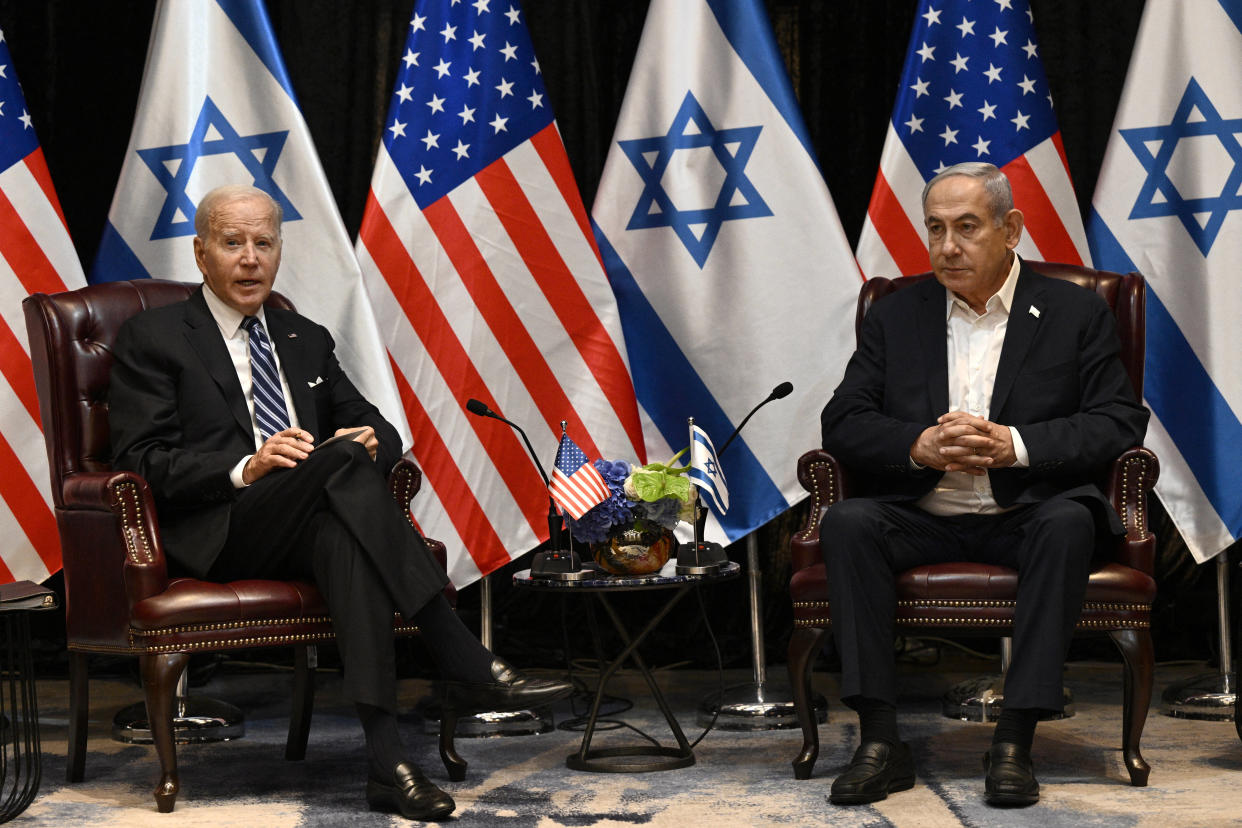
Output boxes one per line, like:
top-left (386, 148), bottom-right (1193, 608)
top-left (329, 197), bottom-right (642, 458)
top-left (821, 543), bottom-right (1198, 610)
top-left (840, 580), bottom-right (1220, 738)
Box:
top-left (464, 399), bottom-right (584, 579)
top-left (718, 381), bottom-right (794, 456)
top-left (680, 381), bottom-right (794, 575)
top-left (465, 398), bottom-right (553, 487)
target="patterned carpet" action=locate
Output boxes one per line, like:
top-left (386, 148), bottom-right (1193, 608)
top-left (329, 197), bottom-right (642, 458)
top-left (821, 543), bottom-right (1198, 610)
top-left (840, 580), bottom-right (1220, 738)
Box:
top-left (15, 657), bottom-right (1242, 826)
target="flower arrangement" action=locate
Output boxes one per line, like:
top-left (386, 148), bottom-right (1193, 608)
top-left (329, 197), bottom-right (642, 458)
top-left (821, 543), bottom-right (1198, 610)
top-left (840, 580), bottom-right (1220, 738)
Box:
top-left (568, 451), bottom-right (697, 545)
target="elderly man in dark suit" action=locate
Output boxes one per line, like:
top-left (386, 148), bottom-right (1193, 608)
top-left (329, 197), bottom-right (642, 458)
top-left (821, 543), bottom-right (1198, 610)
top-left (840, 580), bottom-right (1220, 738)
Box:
top-left (108, 184), bottom-right (571, 822)
top-left (819, 163), bottom-right (1149, 807)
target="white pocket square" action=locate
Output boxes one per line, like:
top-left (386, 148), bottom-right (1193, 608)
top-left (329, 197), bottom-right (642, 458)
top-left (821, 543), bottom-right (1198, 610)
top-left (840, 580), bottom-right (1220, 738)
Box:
top-left (307, 376), bottom-right (325, 388)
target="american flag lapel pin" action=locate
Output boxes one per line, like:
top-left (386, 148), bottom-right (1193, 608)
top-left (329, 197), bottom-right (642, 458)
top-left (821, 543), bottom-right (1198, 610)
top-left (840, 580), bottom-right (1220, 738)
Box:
top-left (1029, 305), bottom-right (1041, 319)
top-left (287, 332), bottom-right (297, 338)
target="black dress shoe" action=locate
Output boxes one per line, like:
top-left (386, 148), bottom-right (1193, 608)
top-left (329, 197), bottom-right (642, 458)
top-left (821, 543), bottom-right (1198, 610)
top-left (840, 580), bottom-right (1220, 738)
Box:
top-left (983, 742), bottom-right (1040, 806)
top-left (438, 658), bottom-right (574, 715)
top-left (366, 761), bottom-right (455, 821)
top-left (829, 740), bottom-right (916, 805)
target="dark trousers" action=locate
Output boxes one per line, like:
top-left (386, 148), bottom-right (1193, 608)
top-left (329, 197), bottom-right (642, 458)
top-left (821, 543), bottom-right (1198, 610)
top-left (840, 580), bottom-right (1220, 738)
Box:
top-left (820, 497), bottom-right (1094, 711)
top-left (208, 440), bottom-right (450, 712)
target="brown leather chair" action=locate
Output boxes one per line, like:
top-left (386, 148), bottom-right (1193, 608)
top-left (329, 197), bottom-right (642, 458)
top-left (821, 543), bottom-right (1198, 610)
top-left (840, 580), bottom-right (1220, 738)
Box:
top-left (23, 279), bottom-right (467, 813)
top-left (786, 261), bottom-right (1160, 787)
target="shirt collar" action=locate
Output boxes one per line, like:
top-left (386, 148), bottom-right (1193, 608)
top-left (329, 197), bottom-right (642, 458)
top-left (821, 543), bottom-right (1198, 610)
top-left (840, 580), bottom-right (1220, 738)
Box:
top-left (202, 282), bottom-right (266, 338)
top-left (944, 253), bottom-right (1021, 320)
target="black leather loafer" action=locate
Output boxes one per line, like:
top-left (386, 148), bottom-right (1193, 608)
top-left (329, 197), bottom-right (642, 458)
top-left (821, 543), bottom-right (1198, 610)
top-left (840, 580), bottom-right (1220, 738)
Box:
top-left (438, 658), bottom-right (574, 715)
top-left (983, 742), bottom-right (1040, 806)
top-left (829, 740), bottom-right (916, 805)
top-left (366, 761), bottom-right (455, 821)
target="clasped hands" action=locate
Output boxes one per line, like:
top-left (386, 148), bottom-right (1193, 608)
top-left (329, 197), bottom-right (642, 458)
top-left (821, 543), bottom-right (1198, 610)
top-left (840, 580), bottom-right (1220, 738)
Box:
top-left (241, 426), bottom-right (378, 484)
top-left (909, 411), bottom-right (1016, 476)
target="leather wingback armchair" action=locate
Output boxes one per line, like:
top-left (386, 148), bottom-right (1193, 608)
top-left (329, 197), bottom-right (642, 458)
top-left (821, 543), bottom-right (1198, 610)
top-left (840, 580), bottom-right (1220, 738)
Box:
top-left (787, 262), bottom-right (1159, 787)
top-left (23, 279), bottom-right (464, 813)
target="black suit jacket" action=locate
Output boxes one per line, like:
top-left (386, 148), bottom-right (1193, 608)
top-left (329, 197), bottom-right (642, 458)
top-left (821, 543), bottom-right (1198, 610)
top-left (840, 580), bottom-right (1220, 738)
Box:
top-left (108, 286), bottom-right (402, 577)
top-left (820, 260), bottom-right (1150, 534)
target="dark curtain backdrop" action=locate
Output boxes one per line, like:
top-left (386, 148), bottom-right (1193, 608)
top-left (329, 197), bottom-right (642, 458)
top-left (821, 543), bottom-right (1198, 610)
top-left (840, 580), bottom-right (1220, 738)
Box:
top-left (11, 1), bottom-right (1221, 667)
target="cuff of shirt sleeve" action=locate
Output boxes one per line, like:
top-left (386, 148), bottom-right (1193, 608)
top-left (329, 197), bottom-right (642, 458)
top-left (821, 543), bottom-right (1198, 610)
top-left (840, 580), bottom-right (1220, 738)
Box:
top-left (230, 456), bottom-right (253, 489)
top-left (1009, 427), bottom-right (1029, 468)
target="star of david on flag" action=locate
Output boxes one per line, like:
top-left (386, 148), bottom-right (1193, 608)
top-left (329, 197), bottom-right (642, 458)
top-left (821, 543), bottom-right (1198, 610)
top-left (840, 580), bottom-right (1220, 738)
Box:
top-left (1119, 77), bottom-right (1242, 257)
top-left (592, 0), bottom-right (860, 546)
top-left (856, 0), bottom-right (1090, 277)
top-left (0, 28), bottom-right (88, 583)
top-left (549, 435), bottom-right (610, 521)
top-left (1089, 0), bottom-right (1242, 563)
top-left (688, 425), bottom-right (729, 515)
top-left (620, 91), bottom-right (772, 268)
top-left (90, 0), bottom-right (409, 451)
top-left (136, 97), bottom-right (300, 240)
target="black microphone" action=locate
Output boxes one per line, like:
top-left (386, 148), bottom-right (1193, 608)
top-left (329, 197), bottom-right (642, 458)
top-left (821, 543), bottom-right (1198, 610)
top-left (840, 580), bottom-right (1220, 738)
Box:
top-left (718, 381), bottom-right (794, 456)
top-left (464, 399), bottom-right (583, 579)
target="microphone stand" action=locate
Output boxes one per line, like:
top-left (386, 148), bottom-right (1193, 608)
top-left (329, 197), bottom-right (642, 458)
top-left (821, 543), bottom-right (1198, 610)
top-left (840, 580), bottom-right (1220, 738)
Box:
top-left (681, 383), bottom-right (829, 731)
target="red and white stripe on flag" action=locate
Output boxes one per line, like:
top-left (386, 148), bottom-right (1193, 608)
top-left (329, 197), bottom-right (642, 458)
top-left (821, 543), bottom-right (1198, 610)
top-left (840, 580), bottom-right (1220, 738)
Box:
top-left (855, 0), bottom-right (1090, 279)
top-left (0, 147), bottom-right (87, 583)
top-left (549, 465), bottom-right (610, 521)
top-left (358, 130), bottom-right (644, 587)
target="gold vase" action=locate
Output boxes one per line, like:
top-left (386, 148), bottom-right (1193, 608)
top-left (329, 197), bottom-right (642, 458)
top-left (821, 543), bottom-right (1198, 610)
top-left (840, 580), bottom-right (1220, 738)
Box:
top-left (591, 519), bottom-right (676, 575)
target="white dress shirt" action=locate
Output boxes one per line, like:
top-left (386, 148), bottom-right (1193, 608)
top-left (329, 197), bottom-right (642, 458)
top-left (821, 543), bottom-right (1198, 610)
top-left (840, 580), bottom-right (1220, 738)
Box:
top-left (917, 255), bottom-right (1030, 516)
top-left (201, 284), bottom-right (300, 487)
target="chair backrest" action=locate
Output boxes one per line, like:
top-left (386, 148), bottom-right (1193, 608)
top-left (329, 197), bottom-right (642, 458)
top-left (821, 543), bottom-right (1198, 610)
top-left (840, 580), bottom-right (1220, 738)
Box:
top-left (855, 261), bottom-right (1146, 399)
top-left (22, 280), bottom-right (294, 506)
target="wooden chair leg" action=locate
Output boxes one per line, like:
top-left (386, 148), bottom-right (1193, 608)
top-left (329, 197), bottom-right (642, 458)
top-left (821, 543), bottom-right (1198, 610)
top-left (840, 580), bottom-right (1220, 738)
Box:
top-left (286, 645), bottom-right (315, 761)
top-left (788, 625), bottom-right (829, 779)
top-left (67, 651), bottom-right (89, 783)
top-left (1108, 627), bottom-right (1153, 786)
top-left (438, 709), bottom-right (467, 782)
top-left (140, 652), bottom-right (190, 813)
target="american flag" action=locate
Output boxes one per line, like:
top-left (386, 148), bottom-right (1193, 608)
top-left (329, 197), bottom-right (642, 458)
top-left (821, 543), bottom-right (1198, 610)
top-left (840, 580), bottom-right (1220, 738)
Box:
top-left (856, 0), bottom-right (1090, 277)
top-left (548, 434), bottom-right (610, 521)
top-left (356, 0), bottom-right (645, 586)
top-left (0, 29), bottom-right (87, 583)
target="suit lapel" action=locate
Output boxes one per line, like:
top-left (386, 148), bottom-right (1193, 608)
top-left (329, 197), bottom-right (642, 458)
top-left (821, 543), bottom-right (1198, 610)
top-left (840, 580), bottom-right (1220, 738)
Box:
top-left (916, 280), bottom-right (950, 417)
top-left (183, 289), bottom-right (253, 439)
top-left (267, 312), bottom-right (320, 439)
top-left (991, 264), bottom-right (1044, 417)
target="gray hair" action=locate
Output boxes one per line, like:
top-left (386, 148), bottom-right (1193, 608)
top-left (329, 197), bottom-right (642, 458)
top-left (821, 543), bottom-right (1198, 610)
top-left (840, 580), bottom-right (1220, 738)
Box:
top-left (921, 162), bottom-right (1013, 227)
top-left (194, 185), bottom-right (283, 238)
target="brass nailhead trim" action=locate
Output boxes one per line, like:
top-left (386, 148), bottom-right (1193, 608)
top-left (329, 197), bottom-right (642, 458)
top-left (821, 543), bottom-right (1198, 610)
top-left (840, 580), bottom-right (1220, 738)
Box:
top-left (795, 617), bottom-right (1150, 630)
top-left (114, 482), bottom-right (155, 565)
top-left (795, 461), bottom-right (836, 542)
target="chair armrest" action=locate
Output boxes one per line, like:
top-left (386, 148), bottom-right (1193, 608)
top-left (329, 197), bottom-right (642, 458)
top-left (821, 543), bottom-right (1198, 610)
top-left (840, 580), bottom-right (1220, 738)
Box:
top-left (58, 470), bottom-right (171, 625)
top-left (387, 458), bottom-right (457, 605)
top-left (790, 449), bottom-right (850, 574)
top-left (1105, 446), bottom-right (1160, 575)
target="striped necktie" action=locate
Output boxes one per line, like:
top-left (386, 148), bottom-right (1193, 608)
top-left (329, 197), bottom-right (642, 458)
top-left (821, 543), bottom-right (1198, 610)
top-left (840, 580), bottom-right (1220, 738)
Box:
top-left (243, 316), bottom-right (291, 441)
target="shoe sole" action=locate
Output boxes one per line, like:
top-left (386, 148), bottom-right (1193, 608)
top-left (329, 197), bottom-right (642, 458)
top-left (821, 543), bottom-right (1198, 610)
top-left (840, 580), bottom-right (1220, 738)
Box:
top-left (984, 790), bottom-right (1039, 807)
top-left (829, 774), bottom-right (916, 805)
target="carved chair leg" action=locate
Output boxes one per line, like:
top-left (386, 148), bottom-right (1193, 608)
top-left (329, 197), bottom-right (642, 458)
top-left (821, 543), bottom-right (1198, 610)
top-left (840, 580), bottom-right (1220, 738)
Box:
top-left (286, 645), bottom-right (316, 761)
top-left (67, 651), bottom-right (89, 783)
top-left (788, 625), bottom-right (830, 780)
top-left (438, 709), bottom-right (467, 782)
top-left (141, 652), bottom-right (191, 813)
top-left (1108, 627), bottom-right (1153, 786)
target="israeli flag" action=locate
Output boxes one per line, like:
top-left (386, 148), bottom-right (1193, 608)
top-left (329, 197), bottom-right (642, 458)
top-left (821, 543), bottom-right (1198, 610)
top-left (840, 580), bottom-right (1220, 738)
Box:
top-left (90, 0), bottom-right (410, 447)
top-left (688, 425), bottom-right (729, 515)
top-left (1088, 0), bottom-right (1242, 562)
top-left (591, 0), bottom-right (859, 543)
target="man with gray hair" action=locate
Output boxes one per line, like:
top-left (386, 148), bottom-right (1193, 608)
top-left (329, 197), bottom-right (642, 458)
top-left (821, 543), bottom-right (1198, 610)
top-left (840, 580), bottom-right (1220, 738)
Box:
top-left (108, 184), bottom-right (571, 821)
top-left (818, 163), bottom-right (1148, 806)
